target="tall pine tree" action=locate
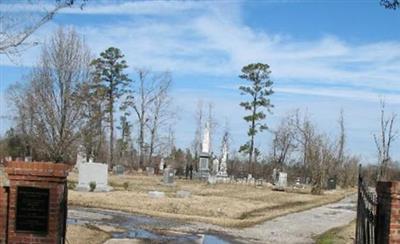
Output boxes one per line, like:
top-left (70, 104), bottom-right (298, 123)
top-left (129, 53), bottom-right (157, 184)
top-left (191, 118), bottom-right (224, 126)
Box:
top-left (91, 47), bottom-right (132, 167)
top-left (238, 63), bottom-right (273, 173)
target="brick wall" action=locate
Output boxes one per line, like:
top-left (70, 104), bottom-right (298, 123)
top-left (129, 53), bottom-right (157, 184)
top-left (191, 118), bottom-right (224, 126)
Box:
top-left (376, 181), bottom-right (400, 244)
top-left (1, 161), bottom-right (70, 244)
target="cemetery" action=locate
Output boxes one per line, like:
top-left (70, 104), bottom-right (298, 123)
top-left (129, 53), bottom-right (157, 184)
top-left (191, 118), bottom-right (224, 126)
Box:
top-left (1, 1), bottom-right (399, 243)
top-left (66, 171), bottom-right (351, 228)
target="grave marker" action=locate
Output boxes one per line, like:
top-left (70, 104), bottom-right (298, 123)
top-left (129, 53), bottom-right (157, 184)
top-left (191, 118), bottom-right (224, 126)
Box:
top-left (76, 162), bottom-right (111, 192)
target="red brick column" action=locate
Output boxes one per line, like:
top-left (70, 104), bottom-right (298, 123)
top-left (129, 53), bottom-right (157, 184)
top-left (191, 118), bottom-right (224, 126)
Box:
top-left (376, 181), bottom-right (400, 244)
top-left (4, 161), bottom-right (70, 244)
top-left (0, 186), bottom-right (8, 244)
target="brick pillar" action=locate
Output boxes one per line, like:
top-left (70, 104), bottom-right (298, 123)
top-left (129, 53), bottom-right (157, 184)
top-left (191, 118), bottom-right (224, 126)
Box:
top-left (4, 161), bottom-right (70, 244)
top-left (0, 187), bottom-right (8, 244)
top-left (376, 181), bottom-right (400, 244)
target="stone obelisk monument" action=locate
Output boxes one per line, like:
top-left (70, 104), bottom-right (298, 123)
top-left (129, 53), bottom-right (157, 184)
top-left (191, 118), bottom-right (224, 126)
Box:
top-left (199, 122), bottom-right (211, 180)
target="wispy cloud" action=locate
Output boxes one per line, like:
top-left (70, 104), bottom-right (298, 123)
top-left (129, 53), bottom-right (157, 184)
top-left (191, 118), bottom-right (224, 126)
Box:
top-left (1, 1), bottom-right (399, 95)
top-left (275, 87), bottom-right (400, 104)
top-left (0, 1), bottom-right (206, 15)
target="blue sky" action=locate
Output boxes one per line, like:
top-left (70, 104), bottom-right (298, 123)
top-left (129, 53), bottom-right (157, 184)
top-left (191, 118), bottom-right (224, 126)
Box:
top-left (0, 0), bottom-right (399, 163)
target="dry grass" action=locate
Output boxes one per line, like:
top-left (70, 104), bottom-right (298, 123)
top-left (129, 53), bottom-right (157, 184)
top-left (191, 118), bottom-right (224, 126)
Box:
top-left (68, 172), bottom-right (354, 228)
top-left (315, 220), bottom-right (356, 244)
top-left (66, 224), bottom-right (110, 244)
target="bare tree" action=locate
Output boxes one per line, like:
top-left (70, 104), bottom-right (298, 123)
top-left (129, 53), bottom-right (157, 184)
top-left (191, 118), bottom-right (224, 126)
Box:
top-left (308, 134), bottom-right (335, 195)
top-left (270, 113), bottom-right (296, 168)
top-left (207, 102), bottom-right (218, 154)
top-left (132, 69), bottom-right (173, 168)
top-left (381, 0), bottom-right (399, 9)
top-left (0, 1), bottom-right (86, 58)
top-left (336, 109), bottom-right (346, 168)
top-left (294, 110), bottom-right (315, 181)
top-left (8, 27), bottom-right (91, 162)
top-left (374, 100), bottom-right (398, 180)
top-left (146, 72), bottom-right (173, 165)
top-left (192, 100), bottom-right (204, 161)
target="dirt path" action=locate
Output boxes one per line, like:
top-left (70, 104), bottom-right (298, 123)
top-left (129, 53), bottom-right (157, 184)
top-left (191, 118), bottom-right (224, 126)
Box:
top-left (177, 194), bottom-right (357, 244)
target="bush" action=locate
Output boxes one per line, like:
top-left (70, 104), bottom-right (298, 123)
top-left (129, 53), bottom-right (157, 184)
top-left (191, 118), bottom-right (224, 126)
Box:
top-left (123, 182), bottom-right (129, 190)
top-left (67, 181), bottom-right (76, 190)
top-left (89, 181), bottom-right (96, 192)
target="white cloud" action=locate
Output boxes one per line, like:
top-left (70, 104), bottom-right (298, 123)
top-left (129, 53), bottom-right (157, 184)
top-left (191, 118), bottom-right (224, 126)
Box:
top-left (2, 1), bottom-right (399, 94)
top-left (275, 87), bottom-right (400, 104)
top-left (0, 1), bottom-right (207, 15)
top-left (1, 1), bottom-right (399, 160)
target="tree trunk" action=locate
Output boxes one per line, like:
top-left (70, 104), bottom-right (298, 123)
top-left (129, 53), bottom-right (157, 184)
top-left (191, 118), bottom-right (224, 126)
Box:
top-left (109, 87), bottom-right (114, 168)
top-left (249, 96), bottom-right (257, 174)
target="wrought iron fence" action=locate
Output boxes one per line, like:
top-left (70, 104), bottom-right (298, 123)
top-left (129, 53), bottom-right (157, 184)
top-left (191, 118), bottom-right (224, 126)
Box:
top-left (356, 165), bottom-right (378, 244)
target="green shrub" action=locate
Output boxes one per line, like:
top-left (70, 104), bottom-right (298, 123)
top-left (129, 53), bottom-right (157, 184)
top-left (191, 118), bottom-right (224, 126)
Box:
top-left (67, 181), bottom-right (76, 190)
top-left (89, 181), bottom-right (96, 192)
top-left (123, 182), bottom-right (129, 190)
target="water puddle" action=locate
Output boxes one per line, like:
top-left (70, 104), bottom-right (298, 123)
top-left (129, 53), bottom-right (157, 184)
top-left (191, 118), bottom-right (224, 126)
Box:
top-left (68, 207), bottom-right (230, 243)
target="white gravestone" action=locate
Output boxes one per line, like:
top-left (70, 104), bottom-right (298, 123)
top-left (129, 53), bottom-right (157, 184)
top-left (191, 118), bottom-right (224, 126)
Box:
top-left (212, 158), bottom-right (219, 175)
top-left (159, 158), bottom-right (165, 172)
top-left (148, 191), bottom-right (165, 198)
top-left (146, 167), bottom-right (155, 176)
top-left (76, 162), bottom-right (112, 192)
top-left (277, 172), bottom-right (287, 189)
top-left (216, 141), bottom-right (229, 179)
top-left (202, 122), bottom-right (210, 154)
top-left (163, 167), bottom-right (175, 185)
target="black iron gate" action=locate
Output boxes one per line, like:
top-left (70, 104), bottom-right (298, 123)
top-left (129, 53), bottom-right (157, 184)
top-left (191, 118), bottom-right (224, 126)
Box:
top-left (356, 165), bottom-right (377, 244)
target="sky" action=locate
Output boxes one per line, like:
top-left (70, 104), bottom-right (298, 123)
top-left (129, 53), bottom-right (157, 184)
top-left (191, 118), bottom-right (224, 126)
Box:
top-left (0, 0), bottom-right (399, 163)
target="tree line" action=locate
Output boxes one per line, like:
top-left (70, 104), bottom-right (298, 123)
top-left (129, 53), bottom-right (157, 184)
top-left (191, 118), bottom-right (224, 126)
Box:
top-left (1, 28), bottom-right (174, 169)
top-left (0, 27), bottom-right (398, 193)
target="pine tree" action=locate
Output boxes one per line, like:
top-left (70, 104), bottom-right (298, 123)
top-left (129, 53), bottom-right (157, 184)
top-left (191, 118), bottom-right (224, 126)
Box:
top-left (91, 47), bottom-right (132, 167)
top-left (238, 63), bottom-right (274, 173)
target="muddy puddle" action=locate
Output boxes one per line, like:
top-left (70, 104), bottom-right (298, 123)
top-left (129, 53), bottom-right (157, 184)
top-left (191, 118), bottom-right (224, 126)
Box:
top-left (68, 207), bottom-right (231, 243)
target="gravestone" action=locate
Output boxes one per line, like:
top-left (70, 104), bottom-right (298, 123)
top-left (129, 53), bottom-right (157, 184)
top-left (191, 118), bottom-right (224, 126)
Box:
top-left (208, 175), bottom-right (217, 185)
top-left (113, 165), bottom-right (125, 175)
top-left (327, 177), bottom-right (337, 190)
top-left (159, 158), bottom-right (165, 173)
top-left (277, 172), bottom-right (287, 189)
top-left (199, 153), bottom-right (210, 179)
top-left (24, 156), bottom-right (32, 162)
top-left (146, 167), bottom-right (155, 176)
top-left (216, 142), bottom-right (229, 180)
top-left (163, 167), bottom-right (175, 185)
top-left (0, 161), bottom-right (70, 243)
top-left (148, 191), bottom-right (165, 198)
top-left (176, 190), bottom-right (191, 198)
top-left (212, 158), bottom-right (219, 175)
top-left (76, 162), bottom-right (112, 192)
top-left (199, 122), bottom-right (211, 180)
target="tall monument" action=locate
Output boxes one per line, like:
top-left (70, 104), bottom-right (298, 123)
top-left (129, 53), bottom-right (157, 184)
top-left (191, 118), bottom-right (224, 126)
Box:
top-left (217, 139), bottom-right (228, 178)
top-left (199, 122), bottom-right (211, 179)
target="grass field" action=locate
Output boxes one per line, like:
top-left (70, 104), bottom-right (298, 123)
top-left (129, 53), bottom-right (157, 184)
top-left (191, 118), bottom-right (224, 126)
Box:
top-left (68, 172), bottom-right (354, 228)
